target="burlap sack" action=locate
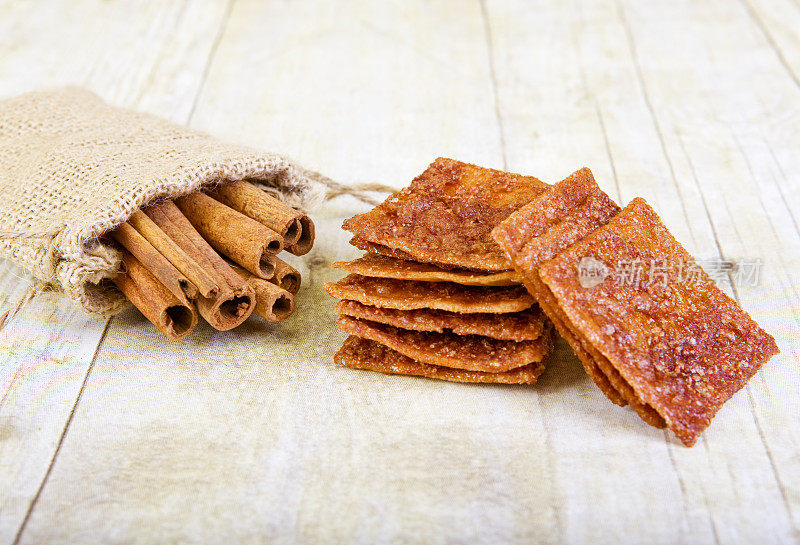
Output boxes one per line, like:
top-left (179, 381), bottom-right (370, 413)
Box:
top-left (0, 87), bottom-right (329, 315)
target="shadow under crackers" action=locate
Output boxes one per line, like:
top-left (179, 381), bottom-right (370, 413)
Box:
top-left (533, 337), bottom-right (589, 393)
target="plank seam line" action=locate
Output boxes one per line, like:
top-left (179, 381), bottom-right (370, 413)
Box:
top-left (0, 285), bottom-right (38, 333)
top-left (745, 386), bottom-right (800, 540)
top-left (133, 0), bottom-right (192, 107)
top-left (700, 437), bottom-right (724, 544)
top-left (11, 317), bottom-right (113, 545)
top-left (614, 11), bottom-right (721, 523)
top-left (732, 138), bottom-right (800, 531)
top-left (678, 134), bottom-right (798, 535)
top-left (674, 135), bottom-right (731, 287)
top-left (666, 430), bottom-right (720, 543)
top-left (663, 429), bottom-right (720, 545)
top-left (573, 0), bottom-right (624, 203)
top-left (732, 134), bottom-right (800, 321)
top-left (186, 0), bottom-right (237, 124)
top-left (576, 19), bottom-right (705, 532)
top-left (739, 0), bottom-right (800, 91)
top-left (532, 393), bottom-right (564, 539)
top-left (0, 366), bottom-right (23, 413)
top-left (592, 99), bottom-right (624, 203)
top-left (765, 141), bottom-right (800, 239)
top-left (748, 90), bottom-right (800, 241)
top-left (479, 0), bottom-right (508, 171)
top-left (614, 0), bottom-right (698, 248)
top-left (618, 3), bottom-right (795, 533)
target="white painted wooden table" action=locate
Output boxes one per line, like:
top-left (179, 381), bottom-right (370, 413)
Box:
top-left (1, 1), bottom-right (798, 543)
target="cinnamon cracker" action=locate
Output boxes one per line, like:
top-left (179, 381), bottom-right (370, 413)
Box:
top-left (493, 168), bottom-right (637, 409)
top-left (335, 336), bottom-right (546, 384)
top-left (343, 157), bottom-right (548, 271)
top-left (349, 236), bottom-right (421, 262)
top-left (324, 274), bottom-right (535, 314)
top-left (337, 315), bottom-right (554, 373)
top-left (538, 197), bottom-right (778, 446)
top-left (539, 288), bottom-right (665, 427)
top-left (493, 167), bottom-right (615, 257)
top-left (335, 300), bottom-right (546, 341)
top-left (333, 253), bottom-right (522, 286)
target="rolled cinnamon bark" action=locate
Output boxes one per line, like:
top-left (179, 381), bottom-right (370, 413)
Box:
top-left (271, 256), bottom-right (301, 294)
top-left (233, 266), bottom-right (295, 322)
top-left (127, 210), bottom-right (219, 298)
top-left (287, 215), bottom-right (314, 256)
top-left (209, 181), bottom-right (314, 254)
top-left (175, 192), bottom-right (281, 278)
top-left (112, 221), bottom-right (198, 300)
top-left (145, 201), bottom-right (256, 330)
top-left (114, 250), bottom-right (198, 341)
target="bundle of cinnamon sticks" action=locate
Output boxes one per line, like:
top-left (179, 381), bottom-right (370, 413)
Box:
top-left (111, 181), bottom-right (314, 340)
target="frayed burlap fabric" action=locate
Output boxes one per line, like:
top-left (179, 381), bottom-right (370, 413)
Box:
top-left (0, 87), bottom-right (328, 315)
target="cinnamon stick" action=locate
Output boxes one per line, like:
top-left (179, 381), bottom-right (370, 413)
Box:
top-left (287, 215), bottom-right (314, 256)
top-left (271, 256), bottom-right (301, 294)
top-left (233, 266), bottom-right (295, 322)
top-left (112, 222), bottom-right (198, 300)
top-left (127, 210), bottom-right (219, 298)
top-left (175, 192), bottom-right (281, 278)
top-left (145, 201), bottom-right (256, 330)
top-left (114, 250), bottom-right (198, 341)
top-left (209, 180), bottom-right (314, 254)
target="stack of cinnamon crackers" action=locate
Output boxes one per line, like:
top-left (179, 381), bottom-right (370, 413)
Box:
top-left (327, 158), bottom-right (779, 446)
top-left (325, 158), bottom-right (556, 384)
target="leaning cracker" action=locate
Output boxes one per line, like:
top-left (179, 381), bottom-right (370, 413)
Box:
top-left (536, 284), bottom-right (665, 427)
top-left (335, 336), bottom-right (547, 384)
top-left (494, 169), bottom-right (668, 427)
top-left (493, 168), bottom-right (633, 407)
top-left (343, 157), bottom-right (548, 271)
top-left (324, 274), bottom-right (534, 314)
top-left (333, 253), bottom-right (522, 286)
top-left (336, 315), bottom-right (553, 372)
top-left (335, 300), bottom-right (546, 341)
top-left (538, 197), bottom-right (778, 446)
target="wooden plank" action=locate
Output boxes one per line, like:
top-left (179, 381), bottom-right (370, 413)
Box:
top-left (0, 1), bottom-right (231, 543)
top-left (716, 0), bottom-right (800, 256)
top-left (13, 1), bottom-right (559, 543)
top-left (0, 269), bottom-right (109, 545)
top-left (3, 0), bottom-right (797, 543)
top-left (188, 0), bottom-right (504, 186)
top-left (485, 0), bottom-right (799, 542)
top-left (482, 1), bottom-right (715, 542)
top-left (573, 5), bottom-right (797, 542)
top-left (0, 265), bottom-right (40, 332)
top-left (613, 0), bottom-right (800, 539)
top-left (739, 0), bottom-right (800, 89)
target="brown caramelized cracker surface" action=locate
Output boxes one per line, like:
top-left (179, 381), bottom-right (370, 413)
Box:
top-left (493, 168), bottom-right (637, 409)
top-left (335, 336), bottom-right (546, 384)
top-left (324, 274), bottom-right (534, 313)
top-left (493, 168), bottom-right (615, 255)
top-left (349, 236), bottom-right (421, 262)
top-left (336, 315), bottom-right (553, 372)
top-left (335, 300), bottom-right (546, 341)
top-left (333, 253), bottom-right (522, 286)
top-left (538, 198), bottom-right (779, 446)
top-left (343, 158), bottom-right (547, 271)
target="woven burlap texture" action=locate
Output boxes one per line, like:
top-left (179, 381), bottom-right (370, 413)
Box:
top-left (0, 87), bottom-right (325, 316)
